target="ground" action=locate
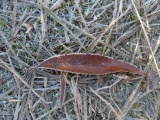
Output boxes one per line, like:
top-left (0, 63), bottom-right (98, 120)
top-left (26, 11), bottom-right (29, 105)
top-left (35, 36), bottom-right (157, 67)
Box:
top-left (0, 0), bottom-right (160, 120)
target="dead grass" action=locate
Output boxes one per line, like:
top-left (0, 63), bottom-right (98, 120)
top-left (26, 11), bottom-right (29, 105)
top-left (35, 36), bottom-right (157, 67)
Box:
top-left (0, 0), bottom-right (160, 119)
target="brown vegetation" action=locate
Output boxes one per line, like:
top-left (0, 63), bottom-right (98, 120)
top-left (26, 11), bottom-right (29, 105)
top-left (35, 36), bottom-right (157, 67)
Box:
top-left (0, 0), bottom-right (160, 119)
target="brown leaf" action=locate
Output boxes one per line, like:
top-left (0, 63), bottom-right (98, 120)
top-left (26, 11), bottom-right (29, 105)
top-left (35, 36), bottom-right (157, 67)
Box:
top-left (38, 54), bottom-right (147, 77)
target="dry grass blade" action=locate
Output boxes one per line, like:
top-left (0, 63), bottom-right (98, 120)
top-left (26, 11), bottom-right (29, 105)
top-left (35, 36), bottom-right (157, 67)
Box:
top-left (89, 87), bottom-right (122, 120)
top-left (50, 0), bottom-right (64, 10)
top-left (131, 30), bottom-right (142, 64)
top-left (96, 78), bottom-right (122, 92)
top-left (0, 0), bottom-right (159, 119)
top-left (12, 0), bottom-right (17, 36)
top-left (60, 72), bottom-right (66, 107)
top-left (121, 79), bottom-right (143, 119)
top-left (70, 76), bottom-right (82, 119)
top-left (83, 90), bottom-right (88, 120)
top-left (131, 0), bottom-right (160, 77)
top-left (85, 5), bottom-right (131, 53)
top-left (37, 0), bottom-right (84, 48)
top-left (61, 18), bottom-right (95, 39)
top-left (112, 27), bottom-right (139, 48)
top-left (0, 36), bottom-right (18, 48)
top-left (85, 19), bottom-right (117, 53)
top-left (155, 95), bottom-right (160, 120)
top-left (13, 90), bottom-right (20, 120)
top-left (35, 98), bottom-right (74, 120)
top-left (145, 38), bottom-right (160, 71)
top-left (0, 58), bottom-right (47, 104)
